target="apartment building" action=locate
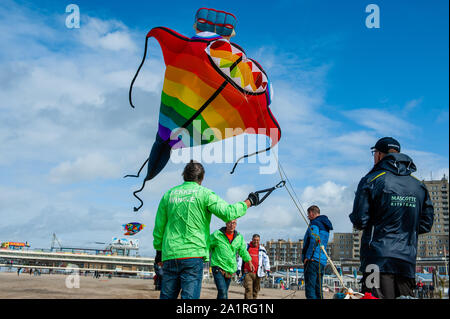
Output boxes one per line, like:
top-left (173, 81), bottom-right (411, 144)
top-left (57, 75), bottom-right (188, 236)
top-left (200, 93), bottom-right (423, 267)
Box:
top-left (329, 232), bottom-right (354, 260)
top-left (419, 176), bottom-right (449, 257)
top-left (265, 239), bottom-right (303, 264)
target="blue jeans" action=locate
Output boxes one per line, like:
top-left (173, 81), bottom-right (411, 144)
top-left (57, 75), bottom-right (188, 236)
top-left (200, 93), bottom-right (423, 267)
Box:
top-left (212, 267), bottom-right (231, 299)
top-left (160, 258), bottom-right (204, 299)
top-left (304, 260), bottom-right (324, 299)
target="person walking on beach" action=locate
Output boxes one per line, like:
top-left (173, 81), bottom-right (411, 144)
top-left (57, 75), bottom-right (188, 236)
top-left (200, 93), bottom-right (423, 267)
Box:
top-left (416, 280), bottom-right (424, 298)
top-left (429, 282), bottom-right (435, 299)
top-left (153, 160), bottom-right (260, 299)
top-left (302, 205), bottom-right (333, 299)
top-left (350, 137), bottom-right (434, 299)
top-left (209, 219), bottom-right (255, 299)
top-left (237, 234), bottom-right (271, 299)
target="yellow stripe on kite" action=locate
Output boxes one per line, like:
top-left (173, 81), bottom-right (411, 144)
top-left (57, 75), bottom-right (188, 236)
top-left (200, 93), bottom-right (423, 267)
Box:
top-left (164, 66), bottom-right (246, 134)
top-left (163, 76), bottom-right (230, 137)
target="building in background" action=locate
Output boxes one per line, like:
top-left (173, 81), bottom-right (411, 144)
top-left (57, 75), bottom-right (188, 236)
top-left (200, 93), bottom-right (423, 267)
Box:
top-left (329, 233), bottom-right (353, 260)
top-left (265, 239), bottom-right (303, 265)
top-left (419, 176), bottom-right (449, 258)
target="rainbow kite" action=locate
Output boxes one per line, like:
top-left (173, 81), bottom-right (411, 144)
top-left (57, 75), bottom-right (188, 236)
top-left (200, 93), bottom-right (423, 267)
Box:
top-left (126, 10), bottom-right (281, 211)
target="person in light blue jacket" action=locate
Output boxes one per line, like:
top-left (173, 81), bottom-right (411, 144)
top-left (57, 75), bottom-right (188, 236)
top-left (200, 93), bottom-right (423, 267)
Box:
top-left (302, 205), bottom-right (333, 299)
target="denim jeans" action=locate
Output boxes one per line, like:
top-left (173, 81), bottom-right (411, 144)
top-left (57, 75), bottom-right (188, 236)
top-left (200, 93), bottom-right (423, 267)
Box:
top-left (304, 260), bottom-right (324, 299)
top-left (160, 258), bottom-right (204, 299)
top-left (212, 267), bottom-right (231, 299)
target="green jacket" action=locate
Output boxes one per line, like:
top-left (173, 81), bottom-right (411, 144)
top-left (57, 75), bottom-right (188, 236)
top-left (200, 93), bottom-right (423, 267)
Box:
top-left (153, 181), bottom-right (248, 262)
top-left (210, 228), bottom-right (251, 275)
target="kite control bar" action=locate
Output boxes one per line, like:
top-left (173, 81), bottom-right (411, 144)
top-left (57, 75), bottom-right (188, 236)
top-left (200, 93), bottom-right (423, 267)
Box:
top-left (253, 180), bottom-right (286, 205)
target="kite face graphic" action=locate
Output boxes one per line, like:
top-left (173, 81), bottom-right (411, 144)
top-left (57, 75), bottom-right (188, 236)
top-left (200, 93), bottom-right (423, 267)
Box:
top-left (123, 222), bottom-right (145, 236)
top-left (206, 39), bottom-right (270, 95)
top-left (127, 25), bottom-right (281, 211)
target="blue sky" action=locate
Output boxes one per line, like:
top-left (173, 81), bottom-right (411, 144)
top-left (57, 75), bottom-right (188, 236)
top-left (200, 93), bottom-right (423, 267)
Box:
top-left (0, 0), bottom-right (448, 256)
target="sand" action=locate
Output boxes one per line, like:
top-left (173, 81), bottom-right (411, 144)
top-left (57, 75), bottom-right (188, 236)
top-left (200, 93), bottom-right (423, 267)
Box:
top-left (0, 272), bottom-right (334, 299)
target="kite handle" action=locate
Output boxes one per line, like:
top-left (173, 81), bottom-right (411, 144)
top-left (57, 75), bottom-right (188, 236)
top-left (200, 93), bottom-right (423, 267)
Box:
top-left (254, 180), bottom-right (286, 204)
top-left (129, 36), bottom-right (150, 108)
top-left (275, 180), bottom-right (286, 188)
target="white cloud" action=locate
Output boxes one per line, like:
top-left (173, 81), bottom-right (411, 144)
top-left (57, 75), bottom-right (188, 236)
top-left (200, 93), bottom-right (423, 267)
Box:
top-left (343, 108), bottom-right (416, 137)
top-left (300, 181), bottom-right (355, 233)
top-left (78, 17), bottom-right (137, 52)
top-left (404, 98), bottom-right (423, 112)
top-left (226, 185), bottom-right (253, 203)
top-left (49, 153), bottom-right (121, 183)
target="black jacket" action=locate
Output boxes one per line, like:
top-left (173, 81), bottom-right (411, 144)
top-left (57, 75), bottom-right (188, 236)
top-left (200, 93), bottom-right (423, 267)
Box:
top-left (349, 153), bottom-right (434, 274)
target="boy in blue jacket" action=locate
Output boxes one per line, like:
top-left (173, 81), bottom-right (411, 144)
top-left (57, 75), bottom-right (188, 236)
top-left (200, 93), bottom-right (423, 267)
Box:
top-left (302, 205), bottom-right (333, 299)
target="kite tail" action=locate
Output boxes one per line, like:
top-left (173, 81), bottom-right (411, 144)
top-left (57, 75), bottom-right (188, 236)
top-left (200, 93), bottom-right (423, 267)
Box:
top-left (123, 158), bottom-right (149, 178)
top-left (132, 179), bottom-right (147, 212)
top-left (129, 136), bottom-right (172, 212)
top-left (230, 146), bottom-right (272, 174)
top-left (129, 36), bottom-right (150, 108)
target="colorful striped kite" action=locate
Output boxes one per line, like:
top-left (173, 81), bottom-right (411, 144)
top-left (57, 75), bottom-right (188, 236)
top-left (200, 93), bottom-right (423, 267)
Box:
top-left (126, 20), bottom-right (281, 211)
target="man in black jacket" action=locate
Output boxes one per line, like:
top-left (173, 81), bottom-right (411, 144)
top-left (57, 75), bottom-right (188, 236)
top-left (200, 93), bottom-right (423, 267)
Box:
top-left (349, 137), bottom-right (434, 299)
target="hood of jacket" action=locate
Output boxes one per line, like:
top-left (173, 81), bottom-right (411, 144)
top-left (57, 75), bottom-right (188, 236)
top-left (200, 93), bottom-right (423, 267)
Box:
top-left (310, 215), bottom-right (333, 232)
top-left (369, 153), bottom-right (416, 176)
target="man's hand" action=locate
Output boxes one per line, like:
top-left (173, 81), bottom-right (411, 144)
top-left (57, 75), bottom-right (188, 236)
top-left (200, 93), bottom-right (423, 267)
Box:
top-left (246, 192), bottom-right (260, 207)
top-left (155, 250), bottom-right (162, 265)
top-left (248, 262), bottom-right (255, 273)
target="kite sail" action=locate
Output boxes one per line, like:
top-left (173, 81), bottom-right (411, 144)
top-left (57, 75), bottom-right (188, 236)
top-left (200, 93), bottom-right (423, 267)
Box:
top-left (123, 222), bottom-right (145, 236)
top-left (126, 9), bottom-right (281, 211)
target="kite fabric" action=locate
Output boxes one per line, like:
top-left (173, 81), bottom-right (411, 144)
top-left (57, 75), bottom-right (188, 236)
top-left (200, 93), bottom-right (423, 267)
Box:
top-left (123, 222), bottom-right (145, 236)
top-left (127, 24), bottom-right (281, 211)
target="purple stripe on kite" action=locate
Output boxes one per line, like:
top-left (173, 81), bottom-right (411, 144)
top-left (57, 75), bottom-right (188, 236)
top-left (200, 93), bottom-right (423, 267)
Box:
top-left (157, 124), bottom-right (186, 149)
top-left (158, 124), bottom-right (172, 141)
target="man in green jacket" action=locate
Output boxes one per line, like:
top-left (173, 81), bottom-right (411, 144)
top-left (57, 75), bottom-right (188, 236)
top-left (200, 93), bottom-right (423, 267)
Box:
top-left (210, 219), bottom-right (255, 299)
top-left (153, 160), bottom-right (259, 299)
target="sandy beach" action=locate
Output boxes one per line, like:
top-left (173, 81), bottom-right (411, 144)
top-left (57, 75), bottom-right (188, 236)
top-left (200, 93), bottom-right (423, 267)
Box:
top-left (0, 272), bottom-right (334, 299)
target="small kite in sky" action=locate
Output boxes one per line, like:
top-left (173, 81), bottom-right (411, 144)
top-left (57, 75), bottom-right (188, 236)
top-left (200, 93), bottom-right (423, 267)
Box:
top-left (123, 222), bottom-right (145, 236)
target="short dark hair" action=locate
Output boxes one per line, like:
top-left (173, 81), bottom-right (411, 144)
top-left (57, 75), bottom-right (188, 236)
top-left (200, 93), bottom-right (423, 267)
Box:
top-left (307, 205), bottom-right (320, 215)
top-left (252, 234), bottom-right (260, 239)
top-left (182, 160), bottom-right (205, 182)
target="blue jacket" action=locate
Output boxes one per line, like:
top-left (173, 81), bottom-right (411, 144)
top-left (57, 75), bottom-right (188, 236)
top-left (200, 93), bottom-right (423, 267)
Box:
top-left (302, 215), bottom-right (333, 266)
